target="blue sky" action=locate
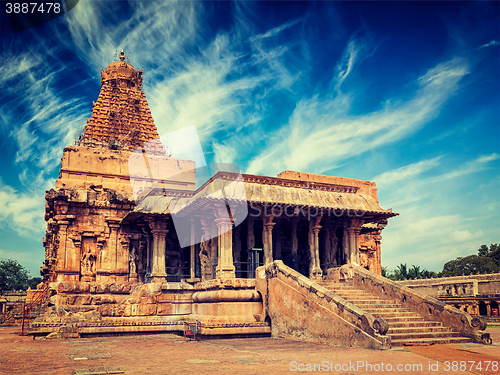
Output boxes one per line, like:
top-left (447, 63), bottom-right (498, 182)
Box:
top-left (1, 1), bottom-right (499, 277)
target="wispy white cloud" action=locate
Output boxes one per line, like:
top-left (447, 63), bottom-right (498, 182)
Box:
top-left (373, 157), bottom-right (443, 188)
top-left (246, 55), bottom-right (469, 176)
top-left (378, 153), bottom-right (499, 271)
top-left (431, 153), bottom-right (499, 182)
top-left (479, 40), bottom-right (499, 49)
top-left (0, 178), bottom-right (45, 237)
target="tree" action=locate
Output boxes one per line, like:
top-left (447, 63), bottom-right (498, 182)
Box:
top-left (439, 244), bottom-right (500, 277)
top-left (381, 266), bottom-right (389, 278)
top-left (384, 263), bottom-right (437, 280)
top-left (28, 277), bottom-right (43, 290)
top-left (0, 259), bottom-right (31, 291)
top-left (393, 263), bottom-right (409, 280)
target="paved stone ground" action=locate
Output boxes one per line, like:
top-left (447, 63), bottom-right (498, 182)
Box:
top-left (0, 326), bottom-right (499, 375)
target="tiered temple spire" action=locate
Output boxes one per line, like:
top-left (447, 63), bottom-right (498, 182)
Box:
top-left (79, 51), bottom-right (162, 153)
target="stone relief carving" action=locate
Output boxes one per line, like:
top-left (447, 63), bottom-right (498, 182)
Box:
top-left (129, 246), bottom-right (138, 275)
top-left (81, 245), bottom-right (96, 278)
top-left (199, 238), bottom-right (212, 281)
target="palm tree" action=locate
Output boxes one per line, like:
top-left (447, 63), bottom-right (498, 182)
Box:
top-left (394, 263), bottom-right (409, 280)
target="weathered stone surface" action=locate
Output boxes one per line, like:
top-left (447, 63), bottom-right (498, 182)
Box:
top-left (157, 303), bottom-right (191, 315)
top-left (99, 304), bottom-right (125, 317)
top-left (137, 304), bottom-right (157, 316)
top-left (156, 293), bottom-right (192, 303)
top-left (109, 283), bottom-right (132, 294)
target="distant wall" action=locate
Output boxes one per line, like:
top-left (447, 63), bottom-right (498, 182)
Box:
top-left (397, 274), bottom-right (500, 298)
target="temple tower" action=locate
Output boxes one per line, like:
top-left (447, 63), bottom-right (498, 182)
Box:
top-left (41, 52), bottom-right (195, 283)
top-left (79, 50), bottom-right (162, 153)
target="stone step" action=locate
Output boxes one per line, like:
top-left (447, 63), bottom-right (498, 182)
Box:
top-left (364, 307), bottom-right (410, 314)
top-left (388, 326), bottom-right (451, 334)
top-left (391, 337), bottom-right (472, 347)
top-left (357, 304), bottom-right (402, 310)
top-left (370, 312), bottom-right (421, 318)
top-left (329, 292), bottom-right (374, 297)
top-left (388, 321), bottom-right (442, 328)
top-left (384, 316), bottom-right (425, 323)
top-left (318, 280), bottom-right (471, 347)
top-left (329, 295), bottom-right (383, 302)
top-left (389, 331), bottom-right (462, 340)
top-left (353, 300), bottom-right (399, 306)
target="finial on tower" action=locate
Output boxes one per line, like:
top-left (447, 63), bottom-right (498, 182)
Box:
top-left (120, 50), bottom-right (125, 61)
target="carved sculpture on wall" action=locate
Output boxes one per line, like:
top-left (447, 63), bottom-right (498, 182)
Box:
top-left (359, 251), bottom-right (369, 270)
top-left (199, 235), bottom-right (212, 281)
top-left (129, 246), bottom-right (138, 275)
top-left (81, 245), bottom-right (96, 281)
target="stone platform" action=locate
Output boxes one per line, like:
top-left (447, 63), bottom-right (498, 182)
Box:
top-left (29, 278), bottom-right (270, 338)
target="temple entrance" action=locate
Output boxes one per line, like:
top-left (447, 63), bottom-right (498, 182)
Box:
top-left (479, 301), bottom-right (487, 316)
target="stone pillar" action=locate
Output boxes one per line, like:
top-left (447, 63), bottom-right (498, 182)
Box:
top-left (247, 216), bottom-right (255, 250)
top-left (373, 230), bottom-right (382, 275)
top-left (313, 217), bottom-right (322, 278)
top-left (234, 224), bottom-right (242, 277)
top-left (210, 238), bottom-right (218, 278)
top-left (274, 220), bottom-right (282, 261)
top-left (55, 216), bottom-right (76, 281)
top-left (247, 215), bottom-right (255, 277)
top-left (291, 217), bottom-right (298, 270)
top-left (487, 303), bottom-right (492, 316)
top-left (149, 219), bottom-right (168, 283)
top-left (105, 218), bottom-right (121, 273)
top-left (308, 216), bottom-right (323, 280)
top-left (199, 217), bottom-right (216, 281)
top-left (215, 205), bottom-right (235, 279)
top-left (346, 218), bottom-right (364, 264)
top-left (262, 214), bottom-right (275, 265)
top-left (323, 221), bottom-right (338, 270)
top-left (190, 218), bottom-right (196, 280)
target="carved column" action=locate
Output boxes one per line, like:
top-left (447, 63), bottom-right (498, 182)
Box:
top-left (55, 216), bottom-right (76, 281)
top-left (234, 224), bottom-right (242, 277)
top-left (262, 213), bottom-right (275, 265)
top-left (215, 205), bottom-right (235, 279)
top-left (105, 217), bottom-right (121, 275)
top-left (199, 216), bottom-right (216, 281)
top-left (313, 216), bottom-right (322, 278)
top-left (149, 219), bottom-right (168, 283)
top-left (120, 236), bottom-right (133, 282)
top-left (274, 220), bottom-right (282, 261)
top-left (373, 230), bottom-right (382, 275)
top-left (247, 216), bottom-right (255, 250)
top-left (247, 215), bottom-right (256, 277)
top-left (190, 218), bottom-right (196, 280)
top-left (138, 240), bottom-right (147, 281)
top-left (347, 218), bottom-right (364, 264)
top-left (291, 217), bottom-right (298, 270)
top-left (308, 216), bottom-right (323, 280)
top-left (141, 226), bottom-right (151, 277)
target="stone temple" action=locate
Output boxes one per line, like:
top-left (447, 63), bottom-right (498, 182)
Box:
top-left (31, 53), bottom-right (491, 348)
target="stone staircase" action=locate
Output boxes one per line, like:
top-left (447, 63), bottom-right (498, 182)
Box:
top-left (319, 281), bottom-right (473, 347)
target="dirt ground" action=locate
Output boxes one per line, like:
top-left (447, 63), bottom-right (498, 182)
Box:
top-left (0, 326), bottom-right (499, 375)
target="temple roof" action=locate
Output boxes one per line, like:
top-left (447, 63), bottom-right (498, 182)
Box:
top-left (125, 172), bottom-right (398, 223)
top-left (78, 51), bottom-right (163, 154)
